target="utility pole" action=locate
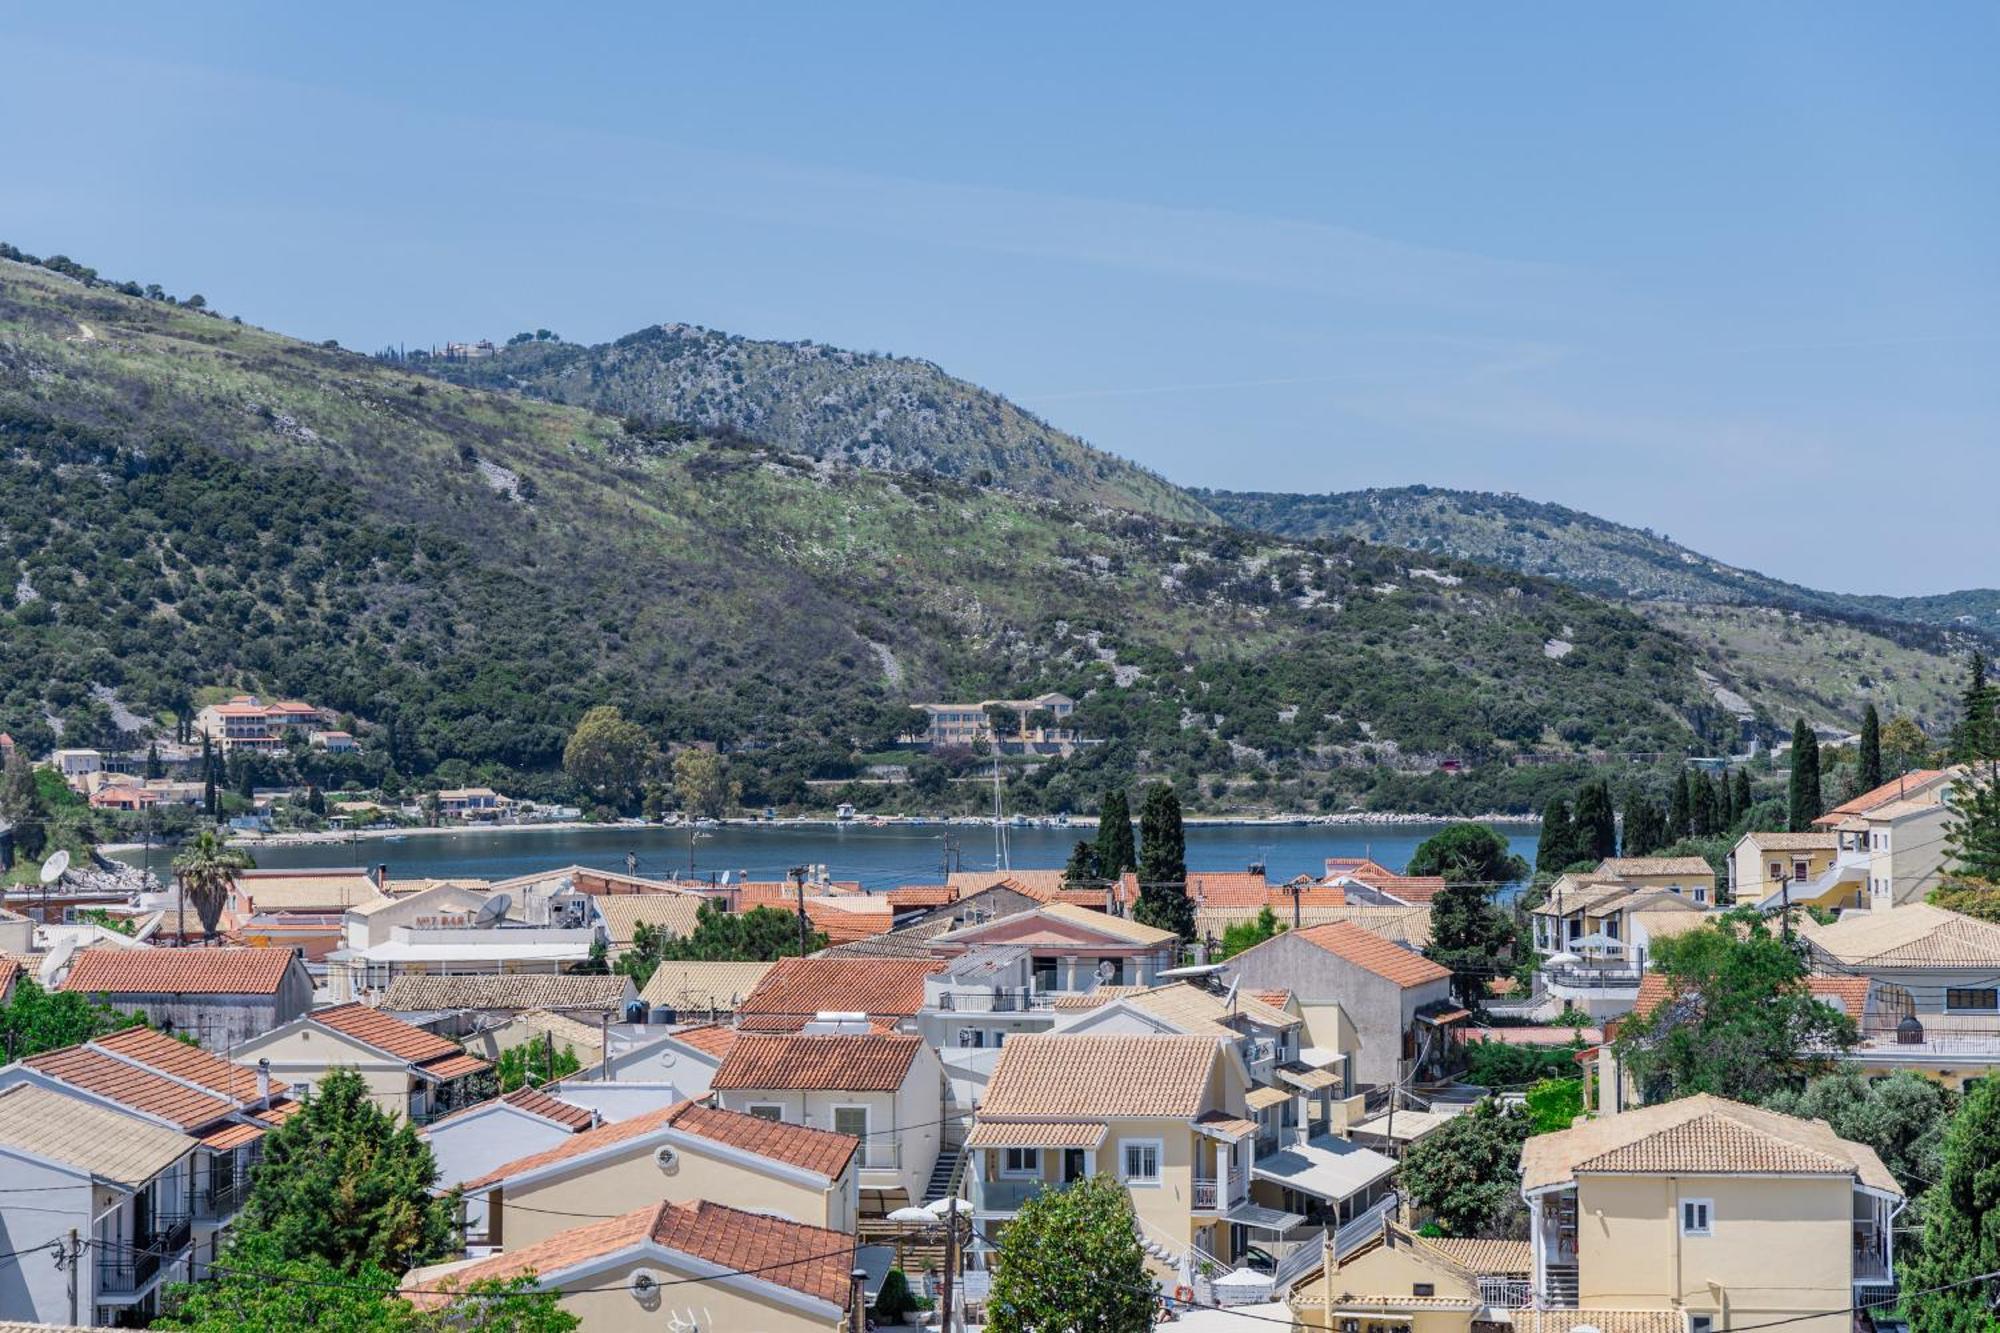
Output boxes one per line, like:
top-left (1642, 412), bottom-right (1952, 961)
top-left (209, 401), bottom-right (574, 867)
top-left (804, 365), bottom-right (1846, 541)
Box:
top-left (939, 1202), bottom-right (958, 1333)
top-left (790, 864), bottom-right (811, 957)
top-left (65, 1229), bottom-right (80, 1325)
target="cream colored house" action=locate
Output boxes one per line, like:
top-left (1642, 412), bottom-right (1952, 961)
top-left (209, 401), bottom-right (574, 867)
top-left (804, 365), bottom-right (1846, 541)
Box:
top-left (459, 1097), bottom-right (859, 1250)
top-left (1520, 1094), bottom-right (1903, 1328)
top-left (1593, 856), bottom-right (1717, 901)
top-left (404, 1198), bottom-right (857, 1332)
top-left (969, 1033), bottom-right (1262, 1284)
top-left (231, 1003), bottom-right (492, 1123)
top-left (1287, 1219), bottom-right (1535, 1333)
top-left (711, 1032), bottom-right (942, 1213)
top-left (1728, 832), bottom-right (1844, 911)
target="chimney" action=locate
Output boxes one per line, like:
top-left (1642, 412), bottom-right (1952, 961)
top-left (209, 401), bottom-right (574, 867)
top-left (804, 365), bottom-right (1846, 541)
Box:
top-left (256, 1057), bottom-right (272, 1101)
top-left (373, 863), bottom-right (389, 890)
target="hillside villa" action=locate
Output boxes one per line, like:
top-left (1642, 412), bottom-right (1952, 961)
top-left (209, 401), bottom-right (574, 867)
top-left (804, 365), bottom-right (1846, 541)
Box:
top-left (907, 691), bottom-right (1079, 750)
top-left (193, 694), bottom-right (330, 753)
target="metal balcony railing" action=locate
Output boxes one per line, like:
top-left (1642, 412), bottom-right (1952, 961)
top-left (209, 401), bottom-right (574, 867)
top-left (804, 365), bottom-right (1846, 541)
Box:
top-left (1192, 1176), bottom-right (1220, 1210)
top-left (98, 1214), bottom-right (190, 1295)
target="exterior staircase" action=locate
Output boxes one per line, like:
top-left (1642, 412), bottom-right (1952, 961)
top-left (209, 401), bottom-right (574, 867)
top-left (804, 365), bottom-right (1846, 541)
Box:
top-left (1543, 1264), bottom-right (1580, 1308)
top-left (923, 1143), bottom-right (964, 1206)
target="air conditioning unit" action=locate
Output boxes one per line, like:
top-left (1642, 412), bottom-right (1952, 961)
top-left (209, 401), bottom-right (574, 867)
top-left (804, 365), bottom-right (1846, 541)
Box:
top-left (653, 1145), bottom-right (679, 1173)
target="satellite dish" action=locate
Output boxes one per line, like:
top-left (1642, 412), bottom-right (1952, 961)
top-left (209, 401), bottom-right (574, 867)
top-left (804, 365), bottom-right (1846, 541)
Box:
top-left (471, 892), bottom-right (511, 926)
top-left (38, 937), bottom-right (78, 986)
top-left (40, 850), bottom-right (70, 884)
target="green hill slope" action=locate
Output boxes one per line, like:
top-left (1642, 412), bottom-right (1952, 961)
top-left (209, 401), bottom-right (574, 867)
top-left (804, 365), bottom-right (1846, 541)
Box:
top-left (0, 259), bottom-right (1730, 812)
top-left (418, 322), bottom-right (1211, 523)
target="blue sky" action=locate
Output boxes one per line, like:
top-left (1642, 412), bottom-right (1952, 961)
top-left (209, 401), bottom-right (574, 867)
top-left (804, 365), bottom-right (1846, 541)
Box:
top-left (2, 5), bottom-right (1994, 594)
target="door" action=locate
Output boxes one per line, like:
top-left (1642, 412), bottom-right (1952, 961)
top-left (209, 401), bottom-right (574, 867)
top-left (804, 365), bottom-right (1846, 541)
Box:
top-left (1062, 1149), bottom-right (1087, 1183)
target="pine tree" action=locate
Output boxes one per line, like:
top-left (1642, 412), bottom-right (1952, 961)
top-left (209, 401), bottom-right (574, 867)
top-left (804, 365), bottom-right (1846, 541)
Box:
top-left (1943, 778), bottom-right (2000, 884)
top-left (1859, 704), bottom-right (1884, 791)
top-left (1904, 1078), bottom-right (2000, 1333)
top-left (1573, 781), bottom-right (1617, 862)
top-left (1094, 790), bottom-right (1135, 878)
top-left (1952, 652), bottom-right (2000, 768)
top-left (1536, 797), bottom-right (1578, 876)
top-left (1789, 719), bottom-right (1823, 833)
top-left (1667, 771), bottom-right (1692, 840)
top-left (1134, 784), bottom-right (1193, 940)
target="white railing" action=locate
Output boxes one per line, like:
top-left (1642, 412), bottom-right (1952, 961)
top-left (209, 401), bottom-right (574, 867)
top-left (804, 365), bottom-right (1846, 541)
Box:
top-left (1479, 1277), bottom-right (1532, 1308)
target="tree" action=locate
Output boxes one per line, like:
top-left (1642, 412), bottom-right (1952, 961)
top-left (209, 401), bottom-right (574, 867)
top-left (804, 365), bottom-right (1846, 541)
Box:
top-left (307, 784), bottom-right (328, 817)
top-left (1763, 1070), bottom-right (1952, 1199)
top-left (561, 706), bottom-right (660, 810)
top-left (1666, 771), bottom-right (1692, 841)
top-left (1621, 791), bottom-right (1664, 859)
top-left (1572, 781), bottom-right (1617, 862)
top-left (1689, 770), bottom-right (1719, 838)
top-left (1904, 1076), bottom-right (2000, 1333)
top-left (1613, 918), bottom-right (1855, 1104)
top-left (1405, 823), bottom-right (1530, 886)
top-left (1523, 1078), bottom-right (1584, 1135)
top-left (145, 741), bottom-right (164, 781)
top-left (1134, 784), bottom-right (1194, 940)
top-left (0, 977), bottom-right (145, 1061)
top-left (1882, 714), bottom-right (1935, 777)
top-left (239, 1069), bottom-right (457, 1273)
top-left (1731, 769), bottom-right (1754, 828)
top-left (1858, 704), bottom-right (1884, 791)
top-left (172, 830), bottom-right (255, 944)
top-left (1788, 719), bottom-right (1822, 832)
top-left (1095, 789), bottom-right (1135, 877)
top-left (1061, 838), bottom-right (1100, 886)
top-left (1464, 1036), bottom-right (1586, 1089)
top-left (201, 733), bottom-right (217, 819)
top-left (1535, 797), bottom-right (1579, 877)
top-left (0, 750), bottom-right (47, 860)
top-left (671, 748), bottom-right (740, 820)
top-left (1400, 1099), bottom-right (1531, 1236)
top-left (1943, 776), bottom-right (2000, 883)
top-left (987, 1175), bottom-right (1154, 1333)
top-left (619, 903), bottom-right (828, 985)
top-left (495, 1039), bottom-right (582, 1092)
top-left (1951, 650), bottom-right (2000, 767)
top-left (157, 1234), bottom-right (577, 1333)
top-left (1218, 905), bottom-right (1282, 959)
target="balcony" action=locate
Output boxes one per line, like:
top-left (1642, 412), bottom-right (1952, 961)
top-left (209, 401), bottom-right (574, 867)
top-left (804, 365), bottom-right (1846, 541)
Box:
top-left (98, 1213), bottom-right (191, 1297)
top-left (932, 988), bottom-right (1052, 1013)
top-left (194, 1175), bottom-right (243, 1221)
top-left (1193, 1176), bottom-right (1220, 1211)
top-left (1479, 1277), bottom-right (1532, 1309)
top-left (857, 1139), bottom-right (902, 1171)
top-left (974, 1176), bottom-right (1054, 1214)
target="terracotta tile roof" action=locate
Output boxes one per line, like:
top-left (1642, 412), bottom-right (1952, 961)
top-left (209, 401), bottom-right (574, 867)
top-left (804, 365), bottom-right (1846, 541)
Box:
top-left (462, 1098), bottom-right (854, 1189)
top-left (1251, 988), bottom-right (1292, 1009)
top-left (1597, 856), bottom-right (1716, 878)
top-left (1183, 872), bottom-right (1280, 906)
top-left (1048, 985), bottom-right (1151, 1010)
top-left (1740, 830), bottom-right (1839, 852)
top-left (498, 1009), bottom-right (607, 1061)
top-left (1815, 769), bottom-right (1950, 827)
top-left (948, 869), bottom-right (1071, 901)
top-left (1800, 903), bottom-right (2000, 968)
top-left (886, 884), bottom-right (957, 908)
top-left (1323, 857), bottom-right (1397, 878)
top-left (1039, 902), bottom-right (1178, 945)
top-left (92, 1025), bottom-right (264, 1100)
top-left (419, 1052), bottom-right (491, 1080)
top-left (1123, 982), bottom-right (1301, 1033)
top-left (24, 1044), bottom-right (237, 1130)
top-left (1290, 921), bottom-right (1451, 988)
top-left (1522, 1093), bottom-right (1899, 1194)
top-left (311, 1003), bottom-right (464, 1064)
top-left (664, 1023), bottom-right (739, 1059)
top-left (494, 1085), bottom-right (598, 1131)
top-left (1197, 903), bottom-right (1431, 947)
top-left (61, 946), bottom-right (298, 996)
top-left (1630, 970), bottom-right (1867, 1019)
top-left (381, 974), bottom-right (634, 1013)
top-left (592, 894), bottom-right (707, 951)
top-left (639, 960), bottom-right (776, 1011)
top-left (713, 1033), bottom-right (923, 1092)
top-left (232, 870), bottom-right (388, 912)
top-left (1194, 1109), bottom-right (1258, 1139)
top-left (981, 1034), bottom-right (1219, 1119)
top-left (1344, 870), bottom-right (1446, 903)
top-left (964, 1120), bottom-right (1108, 1149)
top-left (1416, 1236), bottom-right (1532, 1275)
top-left (197, 1120), bottom-right (267, 1152)
top-left (1510, 1311), bottom-right (1690, 1333)
top-left (254, 1097), bottom-right (304, 1125)
top-left (663, 1101), bottom-right (857, 1178)
top-left (0, 1083), bottom-right (196, 1187)
top-left (736, 957), bottom-right (943, 1030)
top-left (407, 1199), bottom-right (854, 1310)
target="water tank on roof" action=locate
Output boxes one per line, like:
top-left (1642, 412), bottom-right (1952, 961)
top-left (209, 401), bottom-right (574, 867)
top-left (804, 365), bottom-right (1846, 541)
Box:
top-left (1897, 1015), bottom-right (1925, 1045)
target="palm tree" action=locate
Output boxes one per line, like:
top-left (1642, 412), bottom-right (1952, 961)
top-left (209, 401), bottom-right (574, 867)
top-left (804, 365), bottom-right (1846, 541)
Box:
top-left (172, 830), bottom-right (254, 946)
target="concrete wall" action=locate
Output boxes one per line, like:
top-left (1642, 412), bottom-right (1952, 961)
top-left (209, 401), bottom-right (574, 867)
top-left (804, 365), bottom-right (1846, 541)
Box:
top-left (0, 1152), bottom-right (91, 1323)
top-left (425, 1106), bottom-right (576, 1234)
top-left (232, 1023), bottom-right (414, 1118)
top-left (94, 983), bottom-right (311, 1050)
top-left (1577, 1173), bottom-right (1854, 1333)
top-left (498, 1137), bottom-right (851, 1249)
top-left (1223, 933), bottom-right (1443, 1087)
top-left (542, 1253), bottom-right (845, 1333)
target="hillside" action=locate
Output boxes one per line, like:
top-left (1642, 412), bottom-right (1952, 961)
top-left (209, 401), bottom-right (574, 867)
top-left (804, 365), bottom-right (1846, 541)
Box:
top-left (418, 322), bottom-right (1212, 523)
top-left (0, 258), bottom-right (1730, 814)
top-left (1201, 486), bottom-right (2000, 632)
top-left (1203, 485), bottom-right (1984, 733)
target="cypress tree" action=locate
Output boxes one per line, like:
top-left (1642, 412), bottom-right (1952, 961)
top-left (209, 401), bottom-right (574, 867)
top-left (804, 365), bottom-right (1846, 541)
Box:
top-left (200, 734), bottom-right (217, 819)
top-left (1133, 784), bottom-right (1193, 940)
top-left (1574, 781), bottom-right (1617, 862)
top-left (1789, 719), bottom-right (1823, 832)
top-left (1620, 791), bottom-right (1661, 858)
top-left (1733, 769), bottom-right (1754, 827)
top-left (1094, 790), bottom-right (1135, 878)
top-left (1667, 770), bottom-right (1692, 841)
top-left (1859, 705), bottom-right (1884, 791)
top-left (1719, 769), bottom-right (1739, 828)
top-left (1691, 771), bottom-right (1719, 837)
top-left (1537, 797), bottom-right (1577, 876)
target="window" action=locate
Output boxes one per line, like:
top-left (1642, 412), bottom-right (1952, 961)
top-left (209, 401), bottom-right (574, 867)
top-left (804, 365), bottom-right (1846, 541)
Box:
top-left (1769, 861), bottom-right (1784, 881)
top-left (1691, 1318), bottom-right (1714, 1333)
top-left (957, 1028), bottom-right (986, 1048)
top-left (1793, 860), bottom-right (1810, 881)
top-left (1002, 1148), bottom-right (1040, 1177)
top-left (1681, 1199), bottom-right (1713, 1236)
top-left (1693, 887), bottom-right (1708, 905)
top-left (1120, 1140), bottom-right (1161, 1185)
top-left (1947, 988), bottom-right (2000, 1013)
top-left (1412, 1283), bottom-right (1435, 1298)
top-left (833, 1106), bottom-right (869, 1142)
top-left (746, 1104), bottom-right (784, 1122)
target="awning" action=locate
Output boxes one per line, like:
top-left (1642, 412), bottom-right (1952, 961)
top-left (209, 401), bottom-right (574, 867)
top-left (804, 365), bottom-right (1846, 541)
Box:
top-left (1223, 1201), bottom-right (1304, 1231)
top-left (1251, 1134), bottom-right (1398, 1204)
top-left (965, 1121), bottom-right (1107, 1149)
top-left (1194, 1111), bottom-right (1258, 1142)
top-left (198, 1121), bottom-right (266, 1152)
top-left (1277, 1062), bottom-right (1342, 1092)
top-left (1415, 1004), bottom-right (1471, 1026)
top-left (1245, 1085), bottom-right (1292, 1111)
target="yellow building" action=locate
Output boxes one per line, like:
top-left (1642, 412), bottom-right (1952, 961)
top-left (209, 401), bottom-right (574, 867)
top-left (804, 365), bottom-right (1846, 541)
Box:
top-left (1728, 831), bottom-right (1845, 910)
top-left (404, 1198), bottom-right (857, 1332)
top-left (1288, 1219), bottom-right (1536, 1333)
top-left (1521, 1094), bottom-right (1903, 1331)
